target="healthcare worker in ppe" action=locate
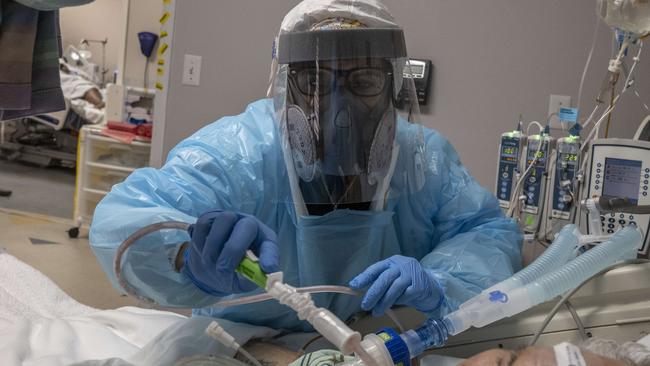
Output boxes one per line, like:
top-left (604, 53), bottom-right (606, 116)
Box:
top-left (90, 0), bottom-right (522, 332)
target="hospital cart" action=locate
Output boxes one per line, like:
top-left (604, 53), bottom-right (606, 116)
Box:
top-left (70, 124), bottom-right (151, 238)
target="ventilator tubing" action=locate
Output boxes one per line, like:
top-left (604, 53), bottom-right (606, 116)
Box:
top-left (444, 226), bottom-right (642, 335)
top-left (400, 318), bottom-right (450, 359)
top-left (338, 334), bottom-right (397, 366)
top-left (263, 272), bottom-right (392, 366)
top-left (212, 286), bottom-right (360, 307)
top-left (338, 318), bottom-right (452, 364)
top-left (462, 224), bottom-right (581, 310)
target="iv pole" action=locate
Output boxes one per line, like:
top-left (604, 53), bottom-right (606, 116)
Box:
top-left (80, 38), bottom-right (109, 87)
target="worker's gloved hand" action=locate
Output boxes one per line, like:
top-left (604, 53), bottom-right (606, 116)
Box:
top-left (182, 211), bottom-right (280, 297)
top-left (349, 255), bottom-right (444, 316)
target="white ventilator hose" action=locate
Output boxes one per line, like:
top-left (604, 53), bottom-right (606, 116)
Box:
top-left (461, 225), bottom-right (581, 310)
top-left (213, 286), bottom-right (359, 307)
top-left (213, 285), bottom-right (406, 333)
top-left (445, 226), bottom-right (643, 335)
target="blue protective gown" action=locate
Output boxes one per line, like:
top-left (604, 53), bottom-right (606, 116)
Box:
top-left (90, 98), bottom-right (522, 332)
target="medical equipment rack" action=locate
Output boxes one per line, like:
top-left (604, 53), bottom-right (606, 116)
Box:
top-left (70, 124), bottom-right (151, 238)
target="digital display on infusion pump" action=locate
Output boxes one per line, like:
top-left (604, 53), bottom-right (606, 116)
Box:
top-left (501, 146), bottom-right (518, 158)
top-left (563, 153), bottom-right (579, 162)
top-left (603, 158), bottom-right (642, 204)
top-left (526, 142), bottom-right (548, 166)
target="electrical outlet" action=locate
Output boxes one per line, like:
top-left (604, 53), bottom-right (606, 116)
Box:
top-left (548, 95), bottom-right (572, 126)
top-left (182, 54), bottom-right (201, 86)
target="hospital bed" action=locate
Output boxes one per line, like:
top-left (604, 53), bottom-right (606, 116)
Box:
top-left (0, 247), bottom-right (465, 366)
top-left (0, 61), bottom-right (105, 168)
top-left (0, 249), bottom-right (241, 366)
top-left (0, 99), bottom-right (78, 168)
top-left (4, 240), bottom-right (650, 366)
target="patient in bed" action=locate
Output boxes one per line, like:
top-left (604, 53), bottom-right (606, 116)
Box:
top-left (459, 338), bottom-right (650, 366)
top-left (3, 249), bottom-right (649, 366)
top-left (286, 338), bottom-right (650, 366)
top-left (59, 61), bottom-right (105, 109)
top-left (0, 249), bottom-right (330, 366)
top-left (59, 60), bottom-right (105, 125)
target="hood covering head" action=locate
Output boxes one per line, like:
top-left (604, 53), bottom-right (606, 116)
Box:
top-left (269, 0), bottom-right (427, 217)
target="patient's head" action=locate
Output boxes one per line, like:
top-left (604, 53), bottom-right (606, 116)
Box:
top-left (460, 340), bottom-right (649, 366)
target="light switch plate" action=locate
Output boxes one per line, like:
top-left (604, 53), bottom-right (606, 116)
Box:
top-left (182, 54), bottom-right (202, 86)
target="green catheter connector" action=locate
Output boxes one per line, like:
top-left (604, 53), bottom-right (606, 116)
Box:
top-left (236, 251), bottom-right (268, 288)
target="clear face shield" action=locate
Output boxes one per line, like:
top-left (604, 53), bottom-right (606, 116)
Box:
top-left (273, 27), bottom-right (426, 216)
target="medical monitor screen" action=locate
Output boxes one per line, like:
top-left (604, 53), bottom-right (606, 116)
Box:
top-left (602, 158), bottom-right (642, 204)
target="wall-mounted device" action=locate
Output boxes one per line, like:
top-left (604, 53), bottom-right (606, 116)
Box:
top-left (521, 134), bottom-right (555, 233)
top-left (399, 59), bottom-right (433, 107)
top-left (105, 84), bottom-right (155, 124)
top-left (496, 130), bottom-right (527, 212)
top-left (582, 138), bottom-right (650, 256)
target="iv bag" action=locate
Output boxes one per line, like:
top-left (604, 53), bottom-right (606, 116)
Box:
top-left (598, 0), bottom-right (650, 36)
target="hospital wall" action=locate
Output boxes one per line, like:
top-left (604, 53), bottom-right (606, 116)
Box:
top-left (151, 0), bottom-right (650, 191)
top-left (121, 0), bottom-right (161, 89)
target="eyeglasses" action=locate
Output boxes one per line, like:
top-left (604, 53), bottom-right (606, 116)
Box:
top-left (290, 67), bottom-right (392, 97)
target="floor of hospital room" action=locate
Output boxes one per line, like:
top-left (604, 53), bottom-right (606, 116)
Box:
top-left (0, 210), bottom-right (155, 311)
top-left (0, 159), bottom-right (75, 218)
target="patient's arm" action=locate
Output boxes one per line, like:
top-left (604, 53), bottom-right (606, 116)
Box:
top-left (83, 88), bottom-right (105, 109)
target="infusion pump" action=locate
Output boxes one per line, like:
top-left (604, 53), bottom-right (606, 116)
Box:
top-left (581, 138), bottom-right (650, 256)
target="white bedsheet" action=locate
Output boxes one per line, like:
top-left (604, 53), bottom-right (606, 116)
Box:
top-left (70, 98), bottom-right (104, 124)
top-left (0, 251), bottom-right (277, 366)
top-left (0, 250), bottom-right (97, 322)
top-left (60, 72), bottom-right (98, 101)
top-left (4, 251), bottom-right (459, 365)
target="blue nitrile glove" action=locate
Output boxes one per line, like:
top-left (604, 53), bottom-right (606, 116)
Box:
top-left (182, 211), bottom-right (280, 297)
top-left (349, 255), bottom-right (444, 316)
